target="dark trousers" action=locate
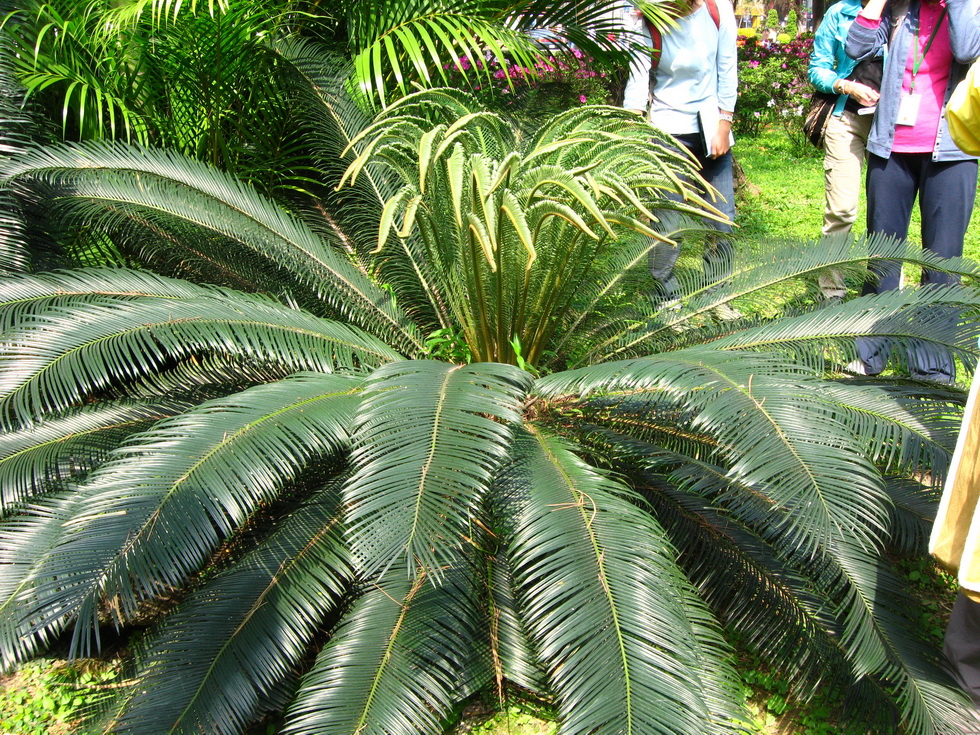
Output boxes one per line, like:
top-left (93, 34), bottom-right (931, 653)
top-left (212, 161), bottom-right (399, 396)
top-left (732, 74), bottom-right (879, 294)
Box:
top-left (856, 153), bottom-right (978, 379)
top-left (650, 132), bottom-right (736, 295)
top-left (946, 592), bottom-right (980, 708)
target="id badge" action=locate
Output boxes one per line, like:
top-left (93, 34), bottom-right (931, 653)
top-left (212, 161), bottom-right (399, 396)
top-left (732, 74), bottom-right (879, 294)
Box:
top-left (896, 93), bottom-right (921, 126)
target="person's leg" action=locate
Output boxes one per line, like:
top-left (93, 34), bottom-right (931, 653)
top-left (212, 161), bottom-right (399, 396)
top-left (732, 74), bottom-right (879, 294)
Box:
top-left (907, 158), bottom-right (979, 381)
top-left (945, 591), bottom-right (980, 708)
top-left (649, 132), bottom-right (736, 298)
top-left (819, 111), bottom-right (872, 298)
top-left (855, 153), bottom-right (919, 374)
top-left (648, 133), bottom-right (702, 300)
top-left (919, 158), bottom-right (978, 283)
top-left (864, 152), bottom-right (920, 292)
top-left (697, 145), bottom-right (736, 284)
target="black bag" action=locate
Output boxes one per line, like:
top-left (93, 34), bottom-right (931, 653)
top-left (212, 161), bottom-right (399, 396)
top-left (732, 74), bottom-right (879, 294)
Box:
top-left (849, 56), bottom-right (883, 92)
top-left (802, 91), bottom-right (838, 149)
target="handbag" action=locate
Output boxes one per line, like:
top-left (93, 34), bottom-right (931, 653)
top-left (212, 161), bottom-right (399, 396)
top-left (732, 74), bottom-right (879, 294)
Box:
top-left (802, 91), bottom-right (837, 149)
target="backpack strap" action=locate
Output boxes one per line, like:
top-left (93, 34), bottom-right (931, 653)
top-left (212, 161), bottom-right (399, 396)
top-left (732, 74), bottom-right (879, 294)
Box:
top-left (643, 0), bottom-right (721, 72)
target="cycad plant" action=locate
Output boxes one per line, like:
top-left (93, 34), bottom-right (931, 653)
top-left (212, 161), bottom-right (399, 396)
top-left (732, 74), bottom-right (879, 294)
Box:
top-left (1, 77), bottom-right (980, 734)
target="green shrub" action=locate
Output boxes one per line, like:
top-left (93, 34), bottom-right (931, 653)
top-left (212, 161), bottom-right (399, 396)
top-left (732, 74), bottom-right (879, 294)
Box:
top-left (442, 49), bottom-right (615, 124)
top-left (736, 34), bottom-right (814, 147)
top-left (0, 660), bottom-right (118, 735)
top-left (786, 9), bottom-right (799, 37)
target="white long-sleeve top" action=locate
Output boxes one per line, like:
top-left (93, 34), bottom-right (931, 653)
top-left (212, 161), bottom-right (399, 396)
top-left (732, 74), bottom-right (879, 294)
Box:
top-left (622, 1), bottom-right (738, 135)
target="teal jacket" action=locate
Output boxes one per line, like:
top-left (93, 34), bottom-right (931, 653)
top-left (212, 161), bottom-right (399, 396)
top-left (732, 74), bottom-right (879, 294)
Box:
top-left (809, 0), bottom-right (865, 117)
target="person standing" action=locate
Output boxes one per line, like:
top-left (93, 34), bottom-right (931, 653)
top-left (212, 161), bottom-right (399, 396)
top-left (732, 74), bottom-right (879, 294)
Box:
top-left (846, 0), bottom-right (980, 381)
top-left (808, 0), bottom-right (881, 300)
top-left (622, 0), bottom-right (738, 299)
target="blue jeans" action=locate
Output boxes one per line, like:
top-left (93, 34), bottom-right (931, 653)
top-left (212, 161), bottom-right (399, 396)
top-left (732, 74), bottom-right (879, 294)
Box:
top-left (856, 153), bottom-right (978, 380)
top-left (650, 132), bottom-right (736, 296)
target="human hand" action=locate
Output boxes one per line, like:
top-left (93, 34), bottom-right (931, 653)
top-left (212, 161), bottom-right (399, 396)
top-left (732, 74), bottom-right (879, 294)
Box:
top-left (710, 127), bottom-right (731, 158)
top-left (846, 81), bottom-right (880, 107)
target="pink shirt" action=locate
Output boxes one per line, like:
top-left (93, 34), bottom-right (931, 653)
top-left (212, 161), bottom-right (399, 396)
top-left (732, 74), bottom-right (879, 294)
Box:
top-left (892, 1), bottom-right (953, 151)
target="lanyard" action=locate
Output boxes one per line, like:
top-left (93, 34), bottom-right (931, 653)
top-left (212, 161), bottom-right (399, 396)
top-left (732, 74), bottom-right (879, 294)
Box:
top-left (910, 5), bottom-right (948, 92)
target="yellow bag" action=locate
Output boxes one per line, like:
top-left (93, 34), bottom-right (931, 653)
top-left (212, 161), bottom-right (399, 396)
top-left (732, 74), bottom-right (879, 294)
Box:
top-left (946, 58), bottom-right (980, 156)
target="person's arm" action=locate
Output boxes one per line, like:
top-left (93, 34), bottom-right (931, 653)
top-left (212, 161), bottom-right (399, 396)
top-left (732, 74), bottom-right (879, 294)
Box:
top-left (948, 0), bottom-right (980, 63)
top-left (860, 0), bottom-right (888, 20)
top-left (622, 10), bottom-right (653, 115)
top-left (845, 0), bottom-right (890, 59)
top-left (808, 9), bottom-right (844, 94)
top-left (711, 0), bottom-right (738, 157)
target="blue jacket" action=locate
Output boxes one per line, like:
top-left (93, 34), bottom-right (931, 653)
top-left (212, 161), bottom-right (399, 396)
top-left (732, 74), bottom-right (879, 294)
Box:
top-left (846, 0), bottom-right (980, 160)
top-left (809, 0), bottom-right (866, 117)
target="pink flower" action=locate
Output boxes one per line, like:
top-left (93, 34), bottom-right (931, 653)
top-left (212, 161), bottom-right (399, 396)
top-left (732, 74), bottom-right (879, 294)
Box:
top-left (579, 94), bottom-right (587, 103)
top-left (573, 48), bottom-right (583, 58)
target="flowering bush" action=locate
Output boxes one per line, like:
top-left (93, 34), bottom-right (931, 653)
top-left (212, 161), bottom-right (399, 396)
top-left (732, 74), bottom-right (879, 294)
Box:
top-left (736, 34), bottom-right (814, 150)
top-left (443, 49), bottom-right (615, 123)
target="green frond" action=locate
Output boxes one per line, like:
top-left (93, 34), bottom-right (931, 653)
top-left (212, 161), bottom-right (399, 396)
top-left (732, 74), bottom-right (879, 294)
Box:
top-left (604, 233), bottom-right (980, 361)
top-left (0, 283), bottom-right (396, 425)
top-left (824, 535), bottom-right (974, 732)
top-left (95, 483), bottom-right (352, 735)
top-left (882, 476), bottom-right (938, 556)
top-left (709, 285), bottom-right (980, 374)
top-left (274, 40), bottom-right (456, 330)
top-left (0, 190), bottom-right (29, 275)
top-left (703, 232), bottom-right (976, 312)
top-left (0, 268), bottom-right (226, 332)
top-left (2, 373), bottom-right (362, 658)
top-left (0, 143), bottom-right (423, 353)
top-left (495, 428), bottom-right (748, 735)
top-left (602, 430), bottom-right (970, 732)
top-left (345, 360), bottom-right (532, 580)
top-left (484, 549), bottom-right (547, 696)
top-left (0, 491), bottom-right (77, 669)
top-left (352, 16), bottom-right (535, 109)
top-left (0, 398), bottom-right (190, 513)
top-left (282, 561), bottom-right (489, 735)
top-left (812, 381), bottom-right (960, 477)
top-left (537, 347), bottom-right (893, 556)
top-left (0, 44), bottom-right (34, 275)
top-left (587, 431), bottom-right (856, 695)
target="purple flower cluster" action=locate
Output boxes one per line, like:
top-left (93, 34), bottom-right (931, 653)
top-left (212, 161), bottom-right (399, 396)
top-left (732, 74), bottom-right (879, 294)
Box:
top-left (444, 49), bottom-right (610, 109)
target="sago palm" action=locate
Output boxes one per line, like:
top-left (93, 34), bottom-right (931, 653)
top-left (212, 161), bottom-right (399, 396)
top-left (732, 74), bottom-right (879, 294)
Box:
top-left (2, 79), bottom-right (980, 734)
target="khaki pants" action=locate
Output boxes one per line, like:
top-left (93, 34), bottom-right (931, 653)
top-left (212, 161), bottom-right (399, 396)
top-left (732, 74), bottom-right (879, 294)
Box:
top-left (818, 109), bottom-right (873, 298)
